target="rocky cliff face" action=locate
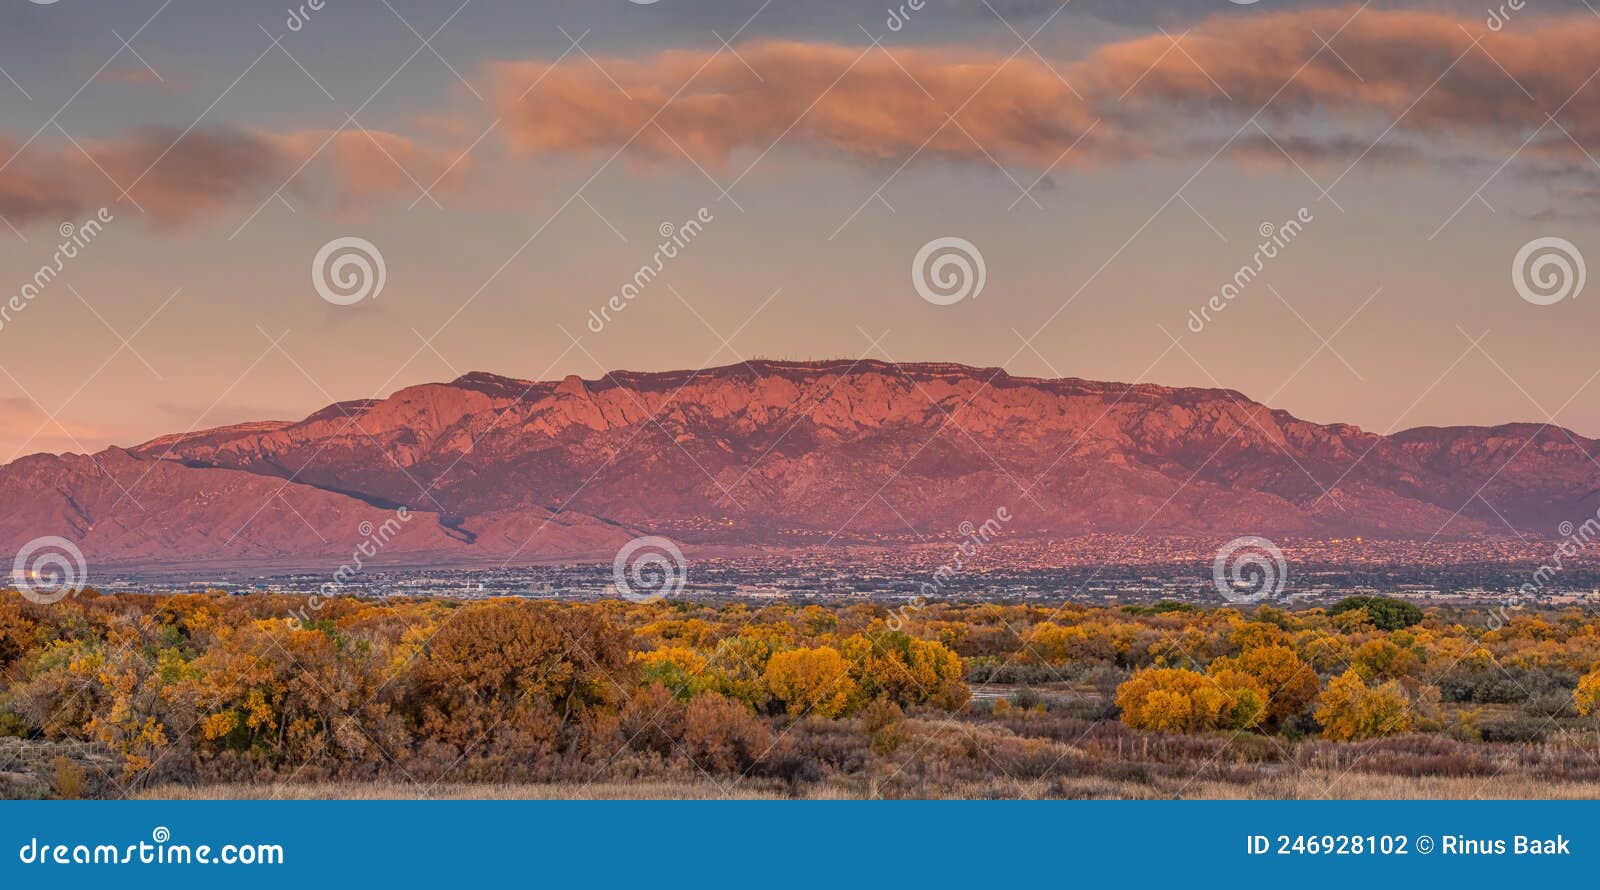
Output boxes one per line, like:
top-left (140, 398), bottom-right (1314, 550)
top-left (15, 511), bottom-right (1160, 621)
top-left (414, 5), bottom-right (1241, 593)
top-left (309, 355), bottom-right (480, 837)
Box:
top-left (1, 360), bottom-right (1593, 568)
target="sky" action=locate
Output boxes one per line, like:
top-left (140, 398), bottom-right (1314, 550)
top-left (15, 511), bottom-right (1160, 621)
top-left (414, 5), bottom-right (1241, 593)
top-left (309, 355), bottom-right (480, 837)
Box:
top-left (2, 0), bottom-right (1600, 461)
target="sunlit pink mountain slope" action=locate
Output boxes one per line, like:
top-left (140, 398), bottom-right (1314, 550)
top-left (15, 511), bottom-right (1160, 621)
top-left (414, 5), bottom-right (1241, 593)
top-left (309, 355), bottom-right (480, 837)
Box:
top-left (1, 360), bottom-right (1594, 569)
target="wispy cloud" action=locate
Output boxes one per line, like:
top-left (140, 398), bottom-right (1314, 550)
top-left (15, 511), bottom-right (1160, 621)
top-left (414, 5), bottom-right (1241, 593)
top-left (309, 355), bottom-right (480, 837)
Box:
top-left (9, 7), bottom-right (1600, 229)
top-left (488, 8), bottom-right (1600, 181)
top-left (0, 124), bottom-right (473, 229)
top-left (490, 40), bottom-right (1106, 171)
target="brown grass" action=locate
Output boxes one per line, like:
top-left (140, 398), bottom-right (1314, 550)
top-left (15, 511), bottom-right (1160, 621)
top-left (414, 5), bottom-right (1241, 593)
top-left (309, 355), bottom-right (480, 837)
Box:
top-left (136, 781), bottom-right (800, 801)
top-left (135, 769), bottom-right (1600, 801)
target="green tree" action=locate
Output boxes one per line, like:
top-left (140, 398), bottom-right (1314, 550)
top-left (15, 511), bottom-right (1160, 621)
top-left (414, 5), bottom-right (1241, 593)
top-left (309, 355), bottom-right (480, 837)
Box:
top-left (1327, 596), bottom-right (1423, 632)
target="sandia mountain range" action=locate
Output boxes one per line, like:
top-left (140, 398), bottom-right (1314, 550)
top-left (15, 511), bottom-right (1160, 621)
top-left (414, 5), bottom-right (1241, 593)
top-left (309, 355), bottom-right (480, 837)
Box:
top-left (2, 360), bottom-right (1595, 569)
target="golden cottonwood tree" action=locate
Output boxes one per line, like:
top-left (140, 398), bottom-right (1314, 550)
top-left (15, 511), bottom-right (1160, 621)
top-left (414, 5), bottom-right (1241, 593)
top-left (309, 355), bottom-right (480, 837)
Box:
top-left (764, 646), bottom-right (857, 718)
top-left (1115, 667), bottom-right (1267, 733)
top-left (1315, 669), bottom-right (1411, 741)
top-left (1208, 644), bottom-right (1319, 726)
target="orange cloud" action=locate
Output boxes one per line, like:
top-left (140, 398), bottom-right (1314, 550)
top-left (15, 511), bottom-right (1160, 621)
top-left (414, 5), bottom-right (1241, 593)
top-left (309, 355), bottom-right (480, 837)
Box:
top-left (303, 129), bottom-right (475, 212)
top-left (487, 8), bottom-right (1600, 175)
top-left (0, 125), bottom-right (474, 229)
top-left (490, 40), bottom-right (1108, 171)
top-left (1082, 8), bottom-right (1600, 152)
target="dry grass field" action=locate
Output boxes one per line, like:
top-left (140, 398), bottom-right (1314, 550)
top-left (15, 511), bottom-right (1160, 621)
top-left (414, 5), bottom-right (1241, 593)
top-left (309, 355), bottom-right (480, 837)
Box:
top-left (137, 771), bottom-right (1600, 801)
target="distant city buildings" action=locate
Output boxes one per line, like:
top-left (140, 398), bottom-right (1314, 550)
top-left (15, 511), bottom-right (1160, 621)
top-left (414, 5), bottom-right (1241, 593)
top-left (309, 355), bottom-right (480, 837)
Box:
top-left (89, 535), bottom-right (1600, 611)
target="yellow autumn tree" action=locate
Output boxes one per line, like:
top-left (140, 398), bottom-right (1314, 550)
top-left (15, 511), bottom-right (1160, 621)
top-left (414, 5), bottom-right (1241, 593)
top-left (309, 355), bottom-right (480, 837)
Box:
top-left (1315, 669), bottom-right (1411, 740)
top-left (1209, 644), bottom-right (1320, 725)
top-left (1115, 667), bottom-right (1267, 733)
top-left (699, 633), bottom-right (776, 710)
top-left (633, 646), bottom-right (709, 699)
top-left (838, 631), bottom-right (967, 711)
top-left (1022, 622), bottom-right (1114, 665)
top-left (764, 646), bottom-right (857, 718)
top-left (1350, 638), bottom-right (1418, 682)
top-left (1574, 667), bottom-right (1600, 718)
top-left (1228, 620), bottom-right (1291, 652)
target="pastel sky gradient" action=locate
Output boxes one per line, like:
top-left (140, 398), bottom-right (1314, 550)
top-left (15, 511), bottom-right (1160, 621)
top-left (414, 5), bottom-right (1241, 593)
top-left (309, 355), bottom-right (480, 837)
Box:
top-left (2, 0), bottom-right (1599, 461)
